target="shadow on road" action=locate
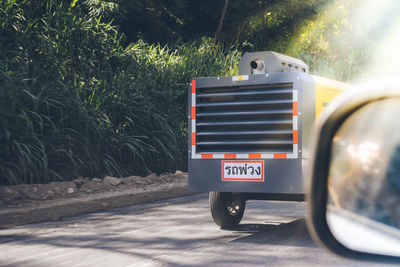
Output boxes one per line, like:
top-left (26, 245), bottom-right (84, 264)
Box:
top-left (0, 197), bottom-right (322, 266)
top-left (228, 218), bottom-right (316, 248)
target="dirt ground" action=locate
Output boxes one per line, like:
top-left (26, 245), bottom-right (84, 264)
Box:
top-left (0, 171), bottom-right (188, 209)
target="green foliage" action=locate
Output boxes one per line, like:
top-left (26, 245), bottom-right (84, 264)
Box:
top-left (115, 0), bottom-right (325, 49)
top-left (285, 0), bottom-right (366, 81)
top-left (3, 0), bottom-right (395, 185)
top-left (0, 0), bottom-right (240, 185)
top-left (285, 0), bottom-right (400, 82)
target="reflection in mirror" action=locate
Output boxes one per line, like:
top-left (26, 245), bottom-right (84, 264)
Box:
top-left (326, 98), bottom-right (400, 256)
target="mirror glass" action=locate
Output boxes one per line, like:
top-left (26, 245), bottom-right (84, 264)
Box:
top-left (326, 98), bottom-right (400, 256)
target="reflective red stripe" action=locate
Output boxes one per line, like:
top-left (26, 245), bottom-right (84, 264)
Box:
top-left (249, 154), bottom-right (261, 158)
top-left (274, 154), bottom-right (287, 159)
top-left (192, 106), bottom-right (196, 119)
top-left (293, 130), bottom-right (298, 145)
top-left (201, 154), bottom-right (213, 159)
top-left (293, 102), bottom-right (298, 116)
top-left (192, 80), bottom-right (196, 94)
top-left (192, 133), bottom-right (196, 146)
top-left (224, 154), bottom-right (236, 159)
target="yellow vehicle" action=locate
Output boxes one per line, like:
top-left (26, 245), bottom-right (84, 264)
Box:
top-left (188, 51), bottom-right (352, 227)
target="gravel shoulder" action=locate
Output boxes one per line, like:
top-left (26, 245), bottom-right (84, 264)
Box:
top-left (0, 171), bottom-right (192, 228)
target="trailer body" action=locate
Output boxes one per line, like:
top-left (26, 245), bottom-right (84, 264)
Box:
top-left (188, 52), bottom-right (352, 205)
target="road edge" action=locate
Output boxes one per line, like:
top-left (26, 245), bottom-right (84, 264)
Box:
top-left (0, 185), bottom-right (197, 229)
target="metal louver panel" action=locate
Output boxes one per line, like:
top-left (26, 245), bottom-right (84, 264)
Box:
top-left (195, 83), bottom-right (294, 154)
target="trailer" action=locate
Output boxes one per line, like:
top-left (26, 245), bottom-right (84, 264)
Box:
top-left (188, 51), bottom-right (352, 228)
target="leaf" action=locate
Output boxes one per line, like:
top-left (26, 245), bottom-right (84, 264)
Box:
top-left (70, 0), bottom-right (79, 8)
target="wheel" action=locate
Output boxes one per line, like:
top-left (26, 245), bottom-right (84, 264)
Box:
top-left (209, 191), bottom-right (246, 228)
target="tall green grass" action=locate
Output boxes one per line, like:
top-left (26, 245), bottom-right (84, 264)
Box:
top-left (0, 0), bottom-right (241, 185)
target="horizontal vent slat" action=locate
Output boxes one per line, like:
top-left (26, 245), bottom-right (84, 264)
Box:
top-left (197, 120), bottom-right (292, 126)
top-left (196, 99), bottom-right (292, 108)
top-left (197, 83), bottom-right (292, 93)
top-left (196, 109), bottom-right (292, 117)
top-left (196, 89), bottom-right (293, 98)
top-left (196, 147), bottom-right (293, 153)
top-left (197, 140), bottom-right (293, 146)
top-left (196, 130), bottom-right (293, 136)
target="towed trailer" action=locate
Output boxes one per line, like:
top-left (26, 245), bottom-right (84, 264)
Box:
top-left (188, 51), bottom-right (352, 228)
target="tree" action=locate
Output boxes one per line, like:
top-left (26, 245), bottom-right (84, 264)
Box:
top-left (213, 0), bottom-right (229, 44)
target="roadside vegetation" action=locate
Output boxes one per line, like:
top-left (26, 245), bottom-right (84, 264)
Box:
top-left (0, 0), bottom-right (394, 184)
top-left (0, 0), bottom-right (241, 184)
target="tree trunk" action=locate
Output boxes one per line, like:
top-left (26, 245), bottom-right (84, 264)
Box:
top-left (213, 0), bottom-right (229, 45)
top-left (235, 22), bottom-right (245, 42)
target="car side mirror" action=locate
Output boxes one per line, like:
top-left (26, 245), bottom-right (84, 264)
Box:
top-left (307, 82), bottom-right (400, 263)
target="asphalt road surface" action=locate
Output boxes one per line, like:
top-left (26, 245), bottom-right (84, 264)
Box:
top-left (0, 194), bottom-right (391, 266)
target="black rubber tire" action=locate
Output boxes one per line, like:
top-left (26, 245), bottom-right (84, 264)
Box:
top-left (209, 191), bottom-right (246, 228)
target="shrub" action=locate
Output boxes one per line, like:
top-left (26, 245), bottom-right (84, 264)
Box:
top-left (0, 0), bottom-right (241, 185)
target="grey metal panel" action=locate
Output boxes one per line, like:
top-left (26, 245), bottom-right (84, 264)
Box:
top-left (188, 159), bottom-right (304, 193)
top-left (297, 72), bottom-right (316, 159)
top-left (188, 71), bottom-right (316, 194)
top-left (194, 72), bottom-right (294, 88)
top-left (238, 51), bottom-right (309, 75)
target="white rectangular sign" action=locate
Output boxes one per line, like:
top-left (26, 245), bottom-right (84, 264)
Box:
top-left (222, 160), bottom-right (264, 181)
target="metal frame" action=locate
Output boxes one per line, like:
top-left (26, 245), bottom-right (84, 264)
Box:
top-left (189, 72), bottom-right (300, 160)
top-left (188, 71), bottom-right (316, 194)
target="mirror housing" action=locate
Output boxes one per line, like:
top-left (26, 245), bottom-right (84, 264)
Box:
top-left (307, 81), bottom-right (400, 263)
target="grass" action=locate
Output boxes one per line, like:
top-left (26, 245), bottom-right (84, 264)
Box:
top-left (0, 0), bottom-right (241, 185)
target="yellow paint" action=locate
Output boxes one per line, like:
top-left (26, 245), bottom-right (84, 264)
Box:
top-left (315, 85), bottom-right (342, 119)
top-left (312, 75), bottom-right (353, 119)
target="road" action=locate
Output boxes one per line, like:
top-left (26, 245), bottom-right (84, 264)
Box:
top-left (0, 193), bottom-right (389, 266)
